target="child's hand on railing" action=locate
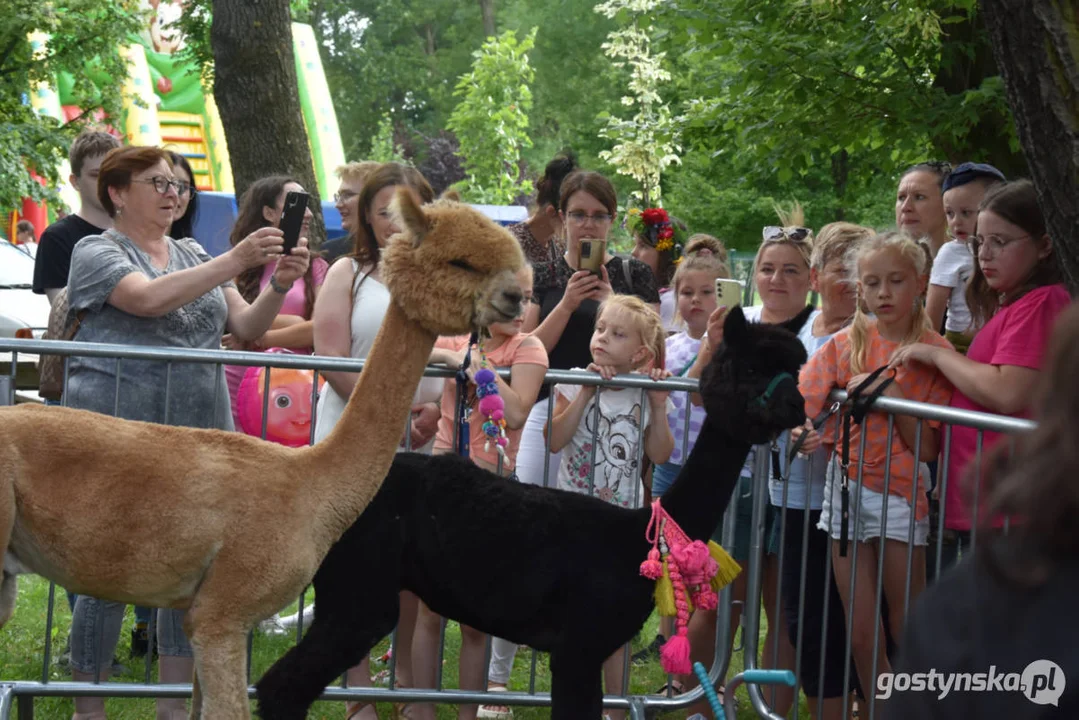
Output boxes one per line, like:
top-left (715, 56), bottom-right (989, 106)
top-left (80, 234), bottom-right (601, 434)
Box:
top-left (791, 420), bottom-right (821, 455)
top-left (646, 367), bottom-right (673, 407)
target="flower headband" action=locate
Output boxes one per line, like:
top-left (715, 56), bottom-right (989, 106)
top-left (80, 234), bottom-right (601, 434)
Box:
top-left (627, 207), bottom-right (679, 253)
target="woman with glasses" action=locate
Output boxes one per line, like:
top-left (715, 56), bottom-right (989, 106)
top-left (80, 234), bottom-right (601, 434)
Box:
top-left (476, 171), bottom-right (658, 718)
top-left (895, 161), bottom-right (951, 258)
top-left (221, 176), bottom-right (328, 431)
top-left (63, 146), bottom-right (310, 719)
top-left (890, 179), bottom-right (1070, 572)
top-left (680, 207), bottom-right (813, 718)
top-left (322, 161), bottom-right (381, 264)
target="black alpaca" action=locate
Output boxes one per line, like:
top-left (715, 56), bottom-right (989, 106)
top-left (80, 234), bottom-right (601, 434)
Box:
top-left (255, 306), bottom-right (811, 719)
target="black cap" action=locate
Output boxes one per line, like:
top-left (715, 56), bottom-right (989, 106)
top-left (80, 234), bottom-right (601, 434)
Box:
top-left (942, 162), bottom-right (1007, 192)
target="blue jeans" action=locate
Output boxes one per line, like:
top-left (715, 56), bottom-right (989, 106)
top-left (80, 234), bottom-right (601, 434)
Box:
top-left (70, 596), bottom-right (191, 673)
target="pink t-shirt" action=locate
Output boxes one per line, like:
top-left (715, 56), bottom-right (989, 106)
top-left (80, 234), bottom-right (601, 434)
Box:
top-left (945, 284), bottom-right (1071, 530)
top-left (432, 333), bottom-right (548, 471)
top-left (225, 258), bottom-right (329, 429)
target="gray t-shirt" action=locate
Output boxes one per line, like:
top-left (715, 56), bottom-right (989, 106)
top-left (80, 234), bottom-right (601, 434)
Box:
top-left (65, 229), bottom-right (236, 430)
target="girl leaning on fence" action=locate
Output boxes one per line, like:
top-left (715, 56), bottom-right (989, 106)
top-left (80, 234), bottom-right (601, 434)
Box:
top-left (793, 230), bottom-right (954, 702)
top-left (888, 179), bottom-right (1071, 570)
top-left (546, 294), bottom-right (674, 720)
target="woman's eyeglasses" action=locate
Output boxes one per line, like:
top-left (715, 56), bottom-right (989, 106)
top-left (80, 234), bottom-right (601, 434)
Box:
top-left (763, 226), bottom-right (812, 243)
top-left (968, 233), bottom-right (1029, 258)
top-left (137, 176), bottom-right (193, 196)
top-left (566, 211), bottom-right (613, 226)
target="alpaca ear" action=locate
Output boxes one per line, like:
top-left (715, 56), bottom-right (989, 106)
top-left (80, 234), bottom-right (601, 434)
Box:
top-left (723, 305), bottom-right (749, 346)
top-left (391, 187), bottom-right (430, 248)
top-left (779, 305), bottom-right (815, 335)
top-left (440, 188), bottom-right (461, 203)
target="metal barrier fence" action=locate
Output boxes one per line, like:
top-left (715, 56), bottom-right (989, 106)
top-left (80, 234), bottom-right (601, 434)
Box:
top-left (0, 338), bottom-right (1034, 719)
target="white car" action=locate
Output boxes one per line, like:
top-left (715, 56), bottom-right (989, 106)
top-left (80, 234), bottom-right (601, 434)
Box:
top-left (0, 241), bottom-right (51, 339)
top-left (0, 241), bottom-right (52, 397)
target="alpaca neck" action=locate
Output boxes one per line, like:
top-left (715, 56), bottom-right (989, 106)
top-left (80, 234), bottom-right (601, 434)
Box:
top-left (310, 300), bottom-right (436, 541)
top-left (659, 416), bottom-right (752, 541)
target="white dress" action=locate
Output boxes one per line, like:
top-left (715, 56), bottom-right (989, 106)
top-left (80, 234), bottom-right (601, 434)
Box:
top-left (312, 261), bottom-right (443, 452)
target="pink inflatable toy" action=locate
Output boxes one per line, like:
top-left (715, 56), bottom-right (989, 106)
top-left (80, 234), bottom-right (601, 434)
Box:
top-left (236, 350), bottom-right (324, 447)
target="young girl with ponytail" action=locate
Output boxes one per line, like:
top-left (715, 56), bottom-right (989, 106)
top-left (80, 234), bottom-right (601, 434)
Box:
top-left (793, 230), bottom-right (954, 699)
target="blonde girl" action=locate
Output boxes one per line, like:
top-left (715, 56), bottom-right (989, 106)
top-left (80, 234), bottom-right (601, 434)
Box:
top-left (410, 265), bottom-right (549, 720)
top-left (548, 294), bottom-right (674, 720)
top-left (795, 230), bottom-right (954, 699)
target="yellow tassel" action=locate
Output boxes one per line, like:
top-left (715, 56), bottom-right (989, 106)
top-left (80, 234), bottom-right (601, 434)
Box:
top-left (708, 540), bottom-right (742, 590)
top-left (655, 559), bottom-right (676, 616)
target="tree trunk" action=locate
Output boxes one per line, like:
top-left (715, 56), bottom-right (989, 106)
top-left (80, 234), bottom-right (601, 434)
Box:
top-left (831, 149), bottom-right (849, 221)
top-left (210, 0), bottom-right (326, 247)
top-left (980, 0), bottom-right (1079, 292)
top-left (479, 0), bottom-right (496, 38)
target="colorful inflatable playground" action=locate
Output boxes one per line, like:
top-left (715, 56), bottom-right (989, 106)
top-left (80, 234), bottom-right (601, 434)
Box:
top-left (8, 0), bottom-right (345, 246)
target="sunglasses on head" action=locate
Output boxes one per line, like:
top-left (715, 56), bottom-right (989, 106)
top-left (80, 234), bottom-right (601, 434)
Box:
top-left (763, 226), bottom-right (811, 242)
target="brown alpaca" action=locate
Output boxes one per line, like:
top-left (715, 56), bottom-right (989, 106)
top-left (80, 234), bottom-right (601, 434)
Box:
top-left (0, 190), bottom-right (525, 719)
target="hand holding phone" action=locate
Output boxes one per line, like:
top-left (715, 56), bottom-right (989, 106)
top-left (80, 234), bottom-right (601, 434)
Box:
top-left (578, 238), bottom-right (607, 276)
top-left (279, 191), bottom-right (310, 255)
top-left (715, 278), bottom-right (744, 309)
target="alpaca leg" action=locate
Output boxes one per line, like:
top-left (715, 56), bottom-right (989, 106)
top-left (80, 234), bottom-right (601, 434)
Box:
top-left (185, 629), bottom-right (251, 720)
top-left (550, 654), bottom-right (604, 720)
top-left (256, 588), bottom-right (401, 720)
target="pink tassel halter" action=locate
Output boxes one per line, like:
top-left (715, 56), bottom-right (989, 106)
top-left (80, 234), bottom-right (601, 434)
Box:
top-left (639, 499), bottom-right (720, 675)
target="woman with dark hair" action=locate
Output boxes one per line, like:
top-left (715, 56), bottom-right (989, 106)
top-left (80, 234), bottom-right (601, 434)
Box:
top-left (890, 179), bottom-right (1071, 570)
top-left (506, 150), bottom-right (578, 289)
top-left (895, 161), bottom-right (951, 257)
top-left (64, 145), bottom-right (309, 719)
top-left (886, 301), bottom-right (1079, 719)
top-left (167, 151), bottom-right (198, 241)
top-left (478, 171), bottom-right (659, 716)
top-left (221, 175), bottom-right (329, 430)
top-left (310, 162), bottom-right (442, 720)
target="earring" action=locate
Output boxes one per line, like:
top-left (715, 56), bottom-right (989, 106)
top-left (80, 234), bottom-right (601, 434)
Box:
top-left (116, 207), bottom-right (123, 217)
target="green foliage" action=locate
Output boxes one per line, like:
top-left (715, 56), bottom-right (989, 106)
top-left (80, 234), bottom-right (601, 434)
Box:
top-left (595, 0), bottom-right (682, 207)
top-left (0, 0), bottom-right (143, 213)
top-left (660, 0), bottom-right (1017, 185)
top-left (368, 113), bottom-right (406, 163)
top-left (446, 28), bottom-right (537, 205)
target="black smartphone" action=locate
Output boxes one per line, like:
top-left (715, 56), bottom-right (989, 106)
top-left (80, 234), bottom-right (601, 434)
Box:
top-left (279, 191), bottom-right (309, 254)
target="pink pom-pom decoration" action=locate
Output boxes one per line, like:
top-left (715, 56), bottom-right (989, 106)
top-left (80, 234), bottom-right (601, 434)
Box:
top-left (496, 436), bottom-right (509, 448)
top-left (660, 633), bottom-right (692, 675)
top-left (671, 540), bottom-right (717, 586)
top-left (478, 394), bottom-right (504, 416)
top-left (639, 547), bottom-right (663, 580)
top-left (693, 588), bottom-right (718, 611)
top-left (491, 409), bottom-right (504, 422)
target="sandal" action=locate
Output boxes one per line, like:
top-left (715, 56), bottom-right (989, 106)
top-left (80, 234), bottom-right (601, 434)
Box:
top-left (476, 685), bottom-right (513, 719)
top-left (654, 680), bottom-right (685, 696)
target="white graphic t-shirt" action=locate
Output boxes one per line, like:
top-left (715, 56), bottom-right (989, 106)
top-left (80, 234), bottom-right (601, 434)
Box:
top-left (554, 372), bottom-right (674, 509)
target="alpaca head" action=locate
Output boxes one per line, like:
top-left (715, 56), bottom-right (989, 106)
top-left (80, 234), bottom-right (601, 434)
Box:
top-left (699, 306), bottom-right (810, 445)
top-left (380, 189), bottom-right (526, 336)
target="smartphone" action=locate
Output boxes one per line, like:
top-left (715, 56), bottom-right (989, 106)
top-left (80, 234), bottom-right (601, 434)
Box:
top-left (715, 278), bottom-right (744, 309)
top-left (578, 238), bottom-right (606, 276)
top-left (279, 191), bottom-right (309, 255)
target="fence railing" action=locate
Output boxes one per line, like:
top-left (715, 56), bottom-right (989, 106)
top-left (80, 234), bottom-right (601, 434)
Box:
top-left (0, 338), bottom-right (1034, 719)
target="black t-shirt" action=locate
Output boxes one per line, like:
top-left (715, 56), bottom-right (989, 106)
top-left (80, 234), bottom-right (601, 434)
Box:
top-left (32, 214), bottom-right (105, 294)
top-left (533, 254), bottom-right (659, 403)
top-left (320, 235), bottom-right (353, 265)
top-left (886, 547), bottom-right (1079, 719)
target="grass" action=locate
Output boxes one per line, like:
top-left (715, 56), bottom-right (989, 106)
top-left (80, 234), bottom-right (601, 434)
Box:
top-left (2, 577), bottom-right (813, 719)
